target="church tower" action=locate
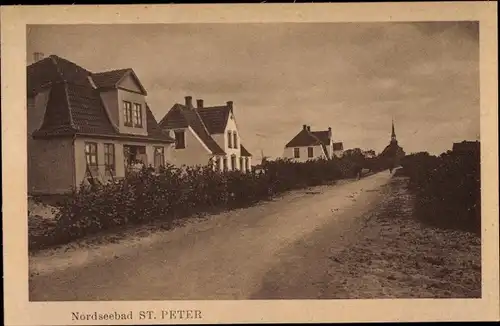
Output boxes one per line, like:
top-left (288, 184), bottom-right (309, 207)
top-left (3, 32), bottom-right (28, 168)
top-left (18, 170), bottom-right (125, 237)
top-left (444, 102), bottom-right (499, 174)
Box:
top-left (390, 118), bottom-right (397, 144)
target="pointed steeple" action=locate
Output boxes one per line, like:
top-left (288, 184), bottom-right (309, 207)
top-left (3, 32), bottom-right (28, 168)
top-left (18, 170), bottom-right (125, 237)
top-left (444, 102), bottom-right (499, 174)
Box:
top-left (391, 118), bottom-right (397, 143)
top-left (389, 118), bottom-right (398, 145)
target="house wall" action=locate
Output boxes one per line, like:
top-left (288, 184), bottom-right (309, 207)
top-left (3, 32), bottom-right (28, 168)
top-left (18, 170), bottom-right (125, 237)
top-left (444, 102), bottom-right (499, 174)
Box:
top-left (28, 91), bottom-right (76, 195)
top-left (224, 112), bottom-right (241, 170)
top-left (74, 138), bottom-right (172, 186)
top-left (165, 127), bottom-right (213, 167)
top-left (28, 137), bottom-right (75, 194)
top-left (283, 145), bottom-right (327, 163)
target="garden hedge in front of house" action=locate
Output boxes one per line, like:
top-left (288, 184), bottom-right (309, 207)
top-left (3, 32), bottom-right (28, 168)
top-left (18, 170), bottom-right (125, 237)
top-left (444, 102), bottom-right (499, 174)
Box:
top-left (29, 156), bottom-right (367, 251)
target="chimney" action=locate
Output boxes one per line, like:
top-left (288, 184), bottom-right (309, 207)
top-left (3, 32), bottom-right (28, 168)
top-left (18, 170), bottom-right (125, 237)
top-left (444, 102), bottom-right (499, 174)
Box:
top-left (303, 124), bottom-right (307, 130)
top-left (185, 96), bottom-right (193, 108)
top-left (33, 52), bottom-right (44, 63)
top-left (307, 126), bottom-right (311, 132)
top-left (226, 101), bottom-right (233, 111)
top-left (328, 127), bottom-right (332, 138)
top-left (197, 99), bottom-right (204, 109)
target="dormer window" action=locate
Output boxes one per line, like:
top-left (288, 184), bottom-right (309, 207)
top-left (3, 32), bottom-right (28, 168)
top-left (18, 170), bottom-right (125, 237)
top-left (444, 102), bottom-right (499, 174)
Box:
top-left (133, 103), bottom-right (143, 127)
top-left (123, 101), bottom-right (133, 127)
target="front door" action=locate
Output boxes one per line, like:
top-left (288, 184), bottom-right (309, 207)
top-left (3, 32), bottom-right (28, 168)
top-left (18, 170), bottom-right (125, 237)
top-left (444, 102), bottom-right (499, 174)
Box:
top-left (124, 145), bottom-right (147, 174)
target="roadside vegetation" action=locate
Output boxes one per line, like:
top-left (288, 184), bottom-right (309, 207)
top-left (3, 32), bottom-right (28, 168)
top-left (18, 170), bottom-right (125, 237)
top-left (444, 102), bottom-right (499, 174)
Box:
top-left (29, 151), bottom-right (389, 251)
top-left (399, 144), bottom-right (481, 234)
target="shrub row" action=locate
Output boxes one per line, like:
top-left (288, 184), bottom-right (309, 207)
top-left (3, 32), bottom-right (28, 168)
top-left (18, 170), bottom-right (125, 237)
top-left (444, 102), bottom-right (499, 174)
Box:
top-left (30, 156), bottom-right (365, 251)
top-left (400, 150), bottom-right (481, 234)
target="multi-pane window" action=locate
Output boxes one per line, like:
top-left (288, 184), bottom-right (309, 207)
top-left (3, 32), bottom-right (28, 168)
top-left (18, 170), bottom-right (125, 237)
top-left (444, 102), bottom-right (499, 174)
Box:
top-left (227, 131), bottom-right (232, 148)
top-left (240, 157), bottom-right (244, 171)
top-left (223, 157), bottom-right (228, 171)
top-left (308, 147), bottom-right (314, 158)
top-left (104, 143), bottom-right (115, 176)
top-left (123, 101), bottom-right (133, 126)
top-left (294, 148), bottom-right (300, 158)
top-left (133, 103), bottom-right (143, 127)
top-left (85, 142), bottom-right (98, 174)
top-left (174, 130), bottom-right (186, 149)
top-left (154, 146), bottom-right (165, 169)
top-left (233, 132), bottom-right (238, 149)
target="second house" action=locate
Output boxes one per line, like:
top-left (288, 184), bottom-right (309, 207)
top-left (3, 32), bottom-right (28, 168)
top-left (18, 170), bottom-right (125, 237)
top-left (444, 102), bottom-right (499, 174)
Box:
top-left (159, 96), bottom-right (252, 172)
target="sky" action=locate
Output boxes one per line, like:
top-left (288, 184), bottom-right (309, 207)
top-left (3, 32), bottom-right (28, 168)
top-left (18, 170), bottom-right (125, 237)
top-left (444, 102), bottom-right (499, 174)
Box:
top-left (27, 22), bottom-right (479, 160)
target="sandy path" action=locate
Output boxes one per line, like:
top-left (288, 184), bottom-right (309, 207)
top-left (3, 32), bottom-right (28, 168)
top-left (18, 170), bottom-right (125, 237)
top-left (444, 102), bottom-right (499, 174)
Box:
top-left (29, 172), bottom-right (392, 301)
top-left (250, 176), bottom-right (481, 299)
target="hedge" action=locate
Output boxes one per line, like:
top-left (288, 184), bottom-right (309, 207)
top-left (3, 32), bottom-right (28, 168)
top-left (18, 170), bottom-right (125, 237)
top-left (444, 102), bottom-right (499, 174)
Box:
top-left (29, 156), bottom-right (366, 251)
top-left (400, 150), bottom-right (481, 234)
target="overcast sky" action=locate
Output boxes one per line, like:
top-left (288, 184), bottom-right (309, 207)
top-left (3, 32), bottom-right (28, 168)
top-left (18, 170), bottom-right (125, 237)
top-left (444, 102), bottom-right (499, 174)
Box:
top-left (27, 22), bottom-right (479, 159)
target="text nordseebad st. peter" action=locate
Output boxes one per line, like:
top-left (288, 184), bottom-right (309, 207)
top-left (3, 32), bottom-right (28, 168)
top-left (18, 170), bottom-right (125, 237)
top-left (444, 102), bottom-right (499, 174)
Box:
top-left (71, 309), bottom-right (202, 321)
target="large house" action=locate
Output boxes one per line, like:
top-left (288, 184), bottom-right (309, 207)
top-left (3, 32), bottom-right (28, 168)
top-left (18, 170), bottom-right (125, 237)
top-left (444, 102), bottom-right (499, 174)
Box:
top-left (159, 97), bottom-right (252, 172)
top-left (27, 54), bottom-right (175, 195)
top-left (283, 125), bottom-right (344, 162)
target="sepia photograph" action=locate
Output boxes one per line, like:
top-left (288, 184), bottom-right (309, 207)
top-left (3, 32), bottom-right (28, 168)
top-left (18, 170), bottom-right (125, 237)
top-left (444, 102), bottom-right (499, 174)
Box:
top-left (2, 3), bottom-right (499, 325)
top-left (26, 21), bottom-right (482, 301)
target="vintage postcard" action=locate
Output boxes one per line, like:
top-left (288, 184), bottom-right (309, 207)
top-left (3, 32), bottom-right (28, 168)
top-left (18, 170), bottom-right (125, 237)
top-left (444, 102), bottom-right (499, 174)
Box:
top-left (1, 2), bottom-right (499, 325)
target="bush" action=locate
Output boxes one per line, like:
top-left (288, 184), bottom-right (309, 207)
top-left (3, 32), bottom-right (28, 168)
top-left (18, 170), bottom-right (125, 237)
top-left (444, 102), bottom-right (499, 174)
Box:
top-left (400, 149), bottom-right (480, 234)
top-left (29, 156), bottom-right (370, 251)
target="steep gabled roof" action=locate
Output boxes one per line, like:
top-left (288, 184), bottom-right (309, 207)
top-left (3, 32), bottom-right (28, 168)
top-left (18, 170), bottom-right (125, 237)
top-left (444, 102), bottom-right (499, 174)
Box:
top-left (92, 68), bottom-right (148, 95)
top-left (311, 131), bottom-right (330, 146)
top-left (27, 55), bottom-right (173, 143)
top-left (241, 145), bottom-right (252, 157)
top-left (181, 107), bottom-right (225, 155)
top-left (285, 129), bottom-right (324, 148)
top-left (159, 104), bottom-right (225, 155)
top-left (27, 55), bottom-right (90, 96)
top-left (158, 103), bottom-right (189, 129)
top-left (197, 106), bottom-right (231, 134)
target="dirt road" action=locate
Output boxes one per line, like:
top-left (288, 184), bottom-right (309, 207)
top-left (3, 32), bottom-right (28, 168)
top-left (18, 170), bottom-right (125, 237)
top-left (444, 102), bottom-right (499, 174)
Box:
top-left (30, 172), bottom-right (392, 301)
top-left (29, 171), bottom-right (480, 300)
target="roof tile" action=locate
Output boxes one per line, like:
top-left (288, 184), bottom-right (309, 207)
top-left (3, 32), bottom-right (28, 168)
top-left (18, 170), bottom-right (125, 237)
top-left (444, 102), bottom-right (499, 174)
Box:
top-left (27, 54), bottom-right (173, 143)
top-left (197, 106), bottom-right (231, 134)
top-left (91, 69), bottom-right (130, 88)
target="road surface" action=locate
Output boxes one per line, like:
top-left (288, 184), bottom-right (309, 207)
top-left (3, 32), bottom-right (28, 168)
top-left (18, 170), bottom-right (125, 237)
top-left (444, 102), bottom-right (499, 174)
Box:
top-left (30, 172), bottom-right (394, 301)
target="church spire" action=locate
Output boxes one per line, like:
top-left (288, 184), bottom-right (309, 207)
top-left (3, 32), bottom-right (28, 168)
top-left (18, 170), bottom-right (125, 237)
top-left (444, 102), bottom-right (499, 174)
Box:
top-left (391, 118), bottom-right (397, 143)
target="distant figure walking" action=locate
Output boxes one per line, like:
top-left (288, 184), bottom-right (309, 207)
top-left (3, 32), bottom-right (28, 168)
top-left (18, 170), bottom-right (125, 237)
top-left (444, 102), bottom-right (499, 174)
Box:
top-left (355, 165), bottom-right (362, 180)
top-left (389, 165), bottom-right (393, 174)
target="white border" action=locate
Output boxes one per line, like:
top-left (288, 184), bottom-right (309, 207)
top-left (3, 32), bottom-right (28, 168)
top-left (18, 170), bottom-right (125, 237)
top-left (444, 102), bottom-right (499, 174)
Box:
top-left (1, 3), bottom-right (499, 325)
